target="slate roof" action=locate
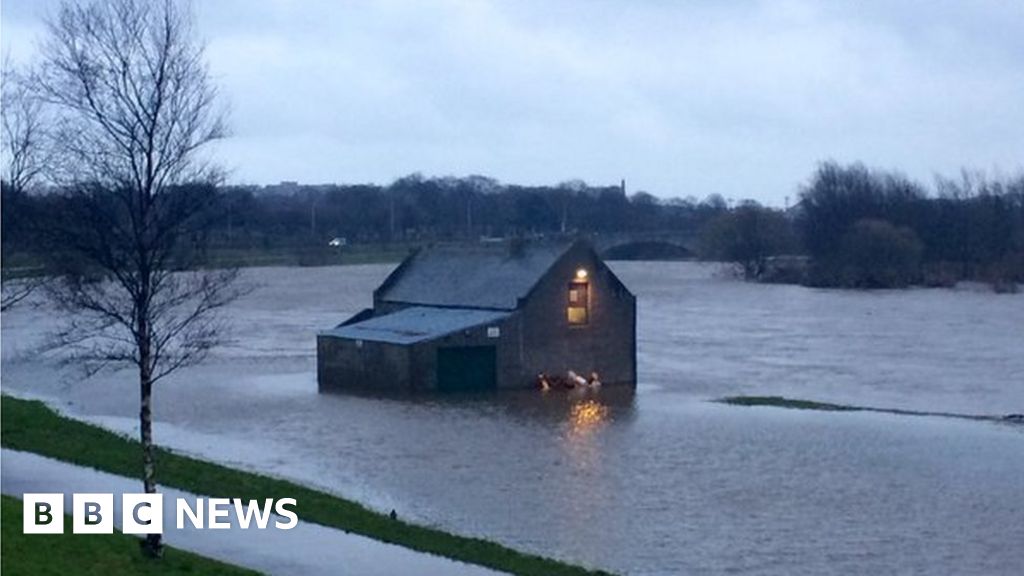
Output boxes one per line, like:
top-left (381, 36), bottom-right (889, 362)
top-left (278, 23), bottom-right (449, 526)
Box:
top-left (320, 306), bottom-right (511, 345)
top-left (375, 240), bottom-right (576, 310)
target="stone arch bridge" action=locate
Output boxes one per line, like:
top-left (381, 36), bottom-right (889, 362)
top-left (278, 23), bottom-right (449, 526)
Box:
top-left (585, 231), bottom-right (697, 260)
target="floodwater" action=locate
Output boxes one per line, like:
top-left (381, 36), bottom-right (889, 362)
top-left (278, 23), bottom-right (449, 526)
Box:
top-left (2, 262), bottom-right (1023, 575)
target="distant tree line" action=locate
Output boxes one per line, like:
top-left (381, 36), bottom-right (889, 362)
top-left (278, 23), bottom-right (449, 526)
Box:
top-left (798, 162), bottom-right (1024, 289)
top-left (3, 174), bottom-right (733, 256)
top-left (4, 162), bottom-right (1022, 291)
top-left (696, 161), bottom-right (1024, 290)
top-left (210, 175), bottom-right (736, 248)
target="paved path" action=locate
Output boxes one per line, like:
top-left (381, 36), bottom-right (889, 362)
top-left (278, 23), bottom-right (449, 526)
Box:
top-left (1, 449), bottom-right (505, 576)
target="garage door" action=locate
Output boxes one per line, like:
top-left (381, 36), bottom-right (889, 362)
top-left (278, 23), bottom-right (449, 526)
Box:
top-left (436, 346), bottom-right (497, 391)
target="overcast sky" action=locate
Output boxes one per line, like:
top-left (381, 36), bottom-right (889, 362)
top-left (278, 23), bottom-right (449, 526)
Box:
top-left (3, 0), bottom-right (1022, 205)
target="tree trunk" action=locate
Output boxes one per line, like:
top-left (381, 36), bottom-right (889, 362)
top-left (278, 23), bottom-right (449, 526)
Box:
top-left (139, 336), bottom-right (163, 557)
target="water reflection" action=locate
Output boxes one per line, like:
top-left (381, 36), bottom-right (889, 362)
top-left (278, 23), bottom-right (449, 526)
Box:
top-left (567, 399), bottom-right (610, 437)
top-left (330, 384), bottom-right (639, 428)
top-left (561, 397), bottom-right (610, 479)
top-left (317, 383), bottom-right (634, 544)
top-left (500, 385), bottom-right (636, 427)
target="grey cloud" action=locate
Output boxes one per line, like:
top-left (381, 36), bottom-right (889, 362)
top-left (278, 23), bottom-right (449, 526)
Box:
top-left (3, 0), bottom-right (1022, 204)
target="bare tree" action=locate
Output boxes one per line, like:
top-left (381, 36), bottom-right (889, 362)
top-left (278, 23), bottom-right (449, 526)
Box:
top-left (34, 0), bottom-right (238, 556)
top-left (698, 201), bottom-right (797, 280)
top-left (2, 59), bottom-right (48, 194)
top-left (2, 58), bottom-right (50, 310)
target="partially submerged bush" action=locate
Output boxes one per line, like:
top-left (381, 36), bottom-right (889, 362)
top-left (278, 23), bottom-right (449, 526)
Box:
top-left (838, 219), bottom-right (923, 288)
top-left (697, 203), bottom-right (797, 280)
top-left (807, 219), bottom-right (923, 288)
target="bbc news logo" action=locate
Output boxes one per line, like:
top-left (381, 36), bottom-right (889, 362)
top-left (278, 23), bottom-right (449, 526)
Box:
top-left (23, 493), bottom-right (298, 534)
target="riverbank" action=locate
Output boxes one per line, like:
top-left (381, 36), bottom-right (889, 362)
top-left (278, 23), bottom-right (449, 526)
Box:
top-left (0, 395), bottom-right (614, 576)
top-left (1, 244), bottom-right (411, 279)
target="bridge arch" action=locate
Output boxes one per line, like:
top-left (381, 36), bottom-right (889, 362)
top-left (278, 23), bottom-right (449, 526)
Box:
top-left (590, 232), bottom-right (695, 260)
top-left (600, 240), bottom-right (692, 261)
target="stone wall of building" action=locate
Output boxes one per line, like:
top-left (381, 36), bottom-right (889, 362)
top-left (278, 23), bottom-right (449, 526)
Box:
top-left (517, 243), bottom-right (637, 386)
top-left (317, 336), bottom-right (412, 392)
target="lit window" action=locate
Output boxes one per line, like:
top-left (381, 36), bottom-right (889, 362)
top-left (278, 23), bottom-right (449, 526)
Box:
top-left (567, 279), bottom-right (589, 325)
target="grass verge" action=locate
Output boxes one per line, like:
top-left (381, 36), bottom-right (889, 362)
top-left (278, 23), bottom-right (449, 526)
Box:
top-left (202, 245), bottom-right (412, 269)
top-left (718, 396), bottom-right (861, 412)
top-left (1, 494), bottom-right (259, 576)
top-left (2, 244), bottom-right (411, 277)
top-left (1, 395), bottom-right (614, 576)
top-left (717, 395), bottom-right (1022, 425)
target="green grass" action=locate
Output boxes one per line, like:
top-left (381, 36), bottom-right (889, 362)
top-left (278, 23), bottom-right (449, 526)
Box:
top-left (1, 395), bottom-right (614, 576)
top-left (201, 245), bottom-right (412, 269)
top-left (1, 245), bottom-right (411, 276)
top-left (718, 396), bottom-right (862, 412)
top-left (717, 395), bottom-right (1021, 425)
top-left (1, 495), bottom-right (259, 576)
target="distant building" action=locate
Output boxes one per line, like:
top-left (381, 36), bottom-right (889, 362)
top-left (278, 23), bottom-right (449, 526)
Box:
top-left (317, 239), bottom-right (637, 392)
top-left (265, 180), bottom-right (300, 195)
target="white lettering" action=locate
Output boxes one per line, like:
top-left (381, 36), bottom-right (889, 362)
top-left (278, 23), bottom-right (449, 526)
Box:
top-left (274, 498), bottom-right (298, 530)
top-left (176, 498), bottom-right (204, 529)
top-left (207, 498), bottom-right (231, 529)
top-left (233, 499), bottom-right (274, 529)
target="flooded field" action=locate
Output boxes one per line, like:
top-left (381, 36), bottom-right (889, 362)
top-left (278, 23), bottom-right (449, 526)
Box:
top-left (3, 262), bottom-right (1023, 575)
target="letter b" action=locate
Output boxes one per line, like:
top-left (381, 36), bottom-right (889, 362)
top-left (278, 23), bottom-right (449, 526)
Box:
top-left (73, 494), bottom-right (113, 534)
top-left (84, 502), bottom-right (103, 525)
top-left (37, 502), bottom-right (53, 525)
top-left (23, 494), bottom-right (64, 534)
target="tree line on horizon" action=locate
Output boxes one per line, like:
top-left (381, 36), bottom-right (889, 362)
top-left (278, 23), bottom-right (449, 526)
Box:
top-left (700, 162), bottom-right (1024, 290)
top-left (3, 173), bottom-right (732, 256)
top-left (5, 163), bottom-right (1024, 290)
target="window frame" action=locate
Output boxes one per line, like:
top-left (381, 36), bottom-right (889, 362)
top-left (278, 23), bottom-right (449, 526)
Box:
top-left (567, 278), bottom-right (590, 326)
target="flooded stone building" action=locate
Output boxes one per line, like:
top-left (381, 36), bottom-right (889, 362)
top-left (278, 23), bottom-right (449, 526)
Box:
top-left (317, 239), bottom-right (636, 392)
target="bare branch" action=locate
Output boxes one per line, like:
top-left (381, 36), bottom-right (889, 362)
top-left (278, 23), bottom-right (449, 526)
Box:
top-left (2, 58), bottom-right (51, 193)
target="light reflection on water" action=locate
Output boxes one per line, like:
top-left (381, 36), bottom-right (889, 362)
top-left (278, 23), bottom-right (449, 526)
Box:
top-left (567, 398), bottom-right (611, 437)
top-left (3, 262), bottom-right (1024, 575)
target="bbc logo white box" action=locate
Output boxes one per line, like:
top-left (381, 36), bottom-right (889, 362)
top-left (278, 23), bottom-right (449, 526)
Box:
top-left (122, 493), bottom-right (164, 534)
top-left (23, 494), bottom-right (64, 534)
top-left (73, 493), bottom-right (114, 534)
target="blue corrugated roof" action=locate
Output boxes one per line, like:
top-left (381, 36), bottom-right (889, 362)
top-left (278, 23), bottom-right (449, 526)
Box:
top-left (320, 306), bottom-right (510, 345)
